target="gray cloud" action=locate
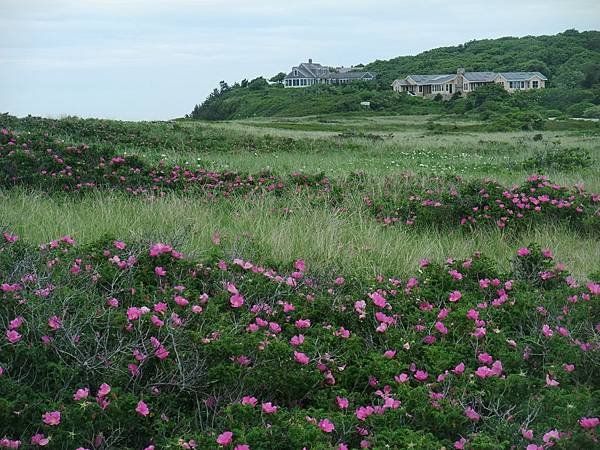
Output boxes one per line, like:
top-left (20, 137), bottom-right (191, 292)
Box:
top-left (0, 0), bottom-right (598, 119)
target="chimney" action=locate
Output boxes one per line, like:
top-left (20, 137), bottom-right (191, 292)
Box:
top-left (309, 58), bottom-right (313, 64)
top-left (456, 68), bottom-right (465, 93)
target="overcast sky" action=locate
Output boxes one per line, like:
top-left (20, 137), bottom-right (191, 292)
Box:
top-left (1, 0), bottom-right (598, 120)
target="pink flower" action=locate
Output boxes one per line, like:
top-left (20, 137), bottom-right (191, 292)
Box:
top-left (370, 292), bottom-right (386, 308)
top-left (73, 387), bottom-right (89, 401)
top-left (241, 396), bottom-right (257, 407)
top-left (8, 316), bottom-right (23, 329)
top-left (336, 396), bottom-right (349, 409)
top-left (414, 370), bottom-right (428, 381)
top-left (478, 353), bottom-right (493, 364)
top-left (545, 373), bottom-right (559, 387)
top-left (6, 330), bottom-right (22, 344)
top-left (154, 266), bottom-right (166, 277)
top-left (216, 431), bottom-right (233, 446)
top-left (42, 411), bottom-right (61, 426)
top-left (149, 242), bottom-right (172, 257)
top-left (464, 407), bottom-right (480, 421)
top-left (290, 335), bottom-right (304, 346)
top-left (230, 293), bottom-right (245, 308)
top-left (579, 417), bottom-right (599, 429)
top-left (48, 316), bottom-right (62, 330)
top-left (475, 366), bottom-right (492, 379)
top-left (294, 351), bottom-right (310, 365)
top-left (155, 346), bottom-right (169, 360)
top-left (454, 437), bottom-right (467, 449)
top-left (136, 400), bottom-right (150, 416)
top-left (542, 429), bottom-right (560, 444)
top-left (234, 446), bottom-right (250, 450)
top-left (174, 295), bottom-right (189, 307)
top-left (521, 429), bottom-right (534, 440)
top-left (395, 373), bottom-right (409, 383)
top-left (295, 319), bottom-right (311, 329)
top-left (448, 291), bottom-right (462, 302)
top-left (127, 307), bottom-right (141, 321)
top-left (383, 350), bottom-right (396, 359)
top-left (356, 405), bottom-right (375, 421)
top-left (541, 324), bottom-right (553, 338)
top-left (452, 362), bottom-right (465, 375)
top-left (318, 418), bottom-right (335, 433)
top-left (97, 383), bottom-right (111, 397)
top-left (30, 433), bottom-right (49, 446)
top-left (114, 240), bottom-right (126, 250)
top-left (261, 402), bottom-right (278, 414)
top-left (517, 247), bottom-right (530, 256)
top-left (434, 321), bottom-right (448, 334)
top-left (563, 364), bottom-right (575, 372)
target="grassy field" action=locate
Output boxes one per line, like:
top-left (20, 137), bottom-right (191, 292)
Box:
top-left (1, 113), bottom-right (600, 449)
top-left (1, 114), bottom-right (599, 278)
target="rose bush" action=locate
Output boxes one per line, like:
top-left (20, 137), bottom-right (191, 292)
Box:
top-left (0, 232), bottom-right (598, 449)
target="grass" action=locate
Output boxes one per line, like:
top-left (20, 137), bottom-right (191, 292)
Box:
top-left (2, 189), bottom-right (599, 280)
top-left (1, 114), bottom-right (599, 280)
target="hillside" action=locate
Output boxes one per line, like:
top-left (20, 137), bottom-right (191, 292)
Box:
top-left (365, 29), bottom-right (600, 86)
top-left (190, 29), bottom-right (600, 120)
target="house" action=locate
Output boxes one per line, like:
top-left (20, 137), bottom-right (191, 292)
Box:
top-left (283, 59), bottom-right (376, 88)
top-left (392, 68), bottom-right (547, 98)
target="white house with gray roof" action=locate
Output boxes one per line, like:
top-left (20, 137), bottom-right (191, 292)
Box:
top-left (283, 59), bottom-right (376, 88)
top-left (392, 68), bottom-right (547, 98)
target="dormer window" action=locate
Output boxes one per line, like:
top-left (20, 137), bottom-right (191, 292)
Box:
top-left (294, 70), bottom-right (298, 76)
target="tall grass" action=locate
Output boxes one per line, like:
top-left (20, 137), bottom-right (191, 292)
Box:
top-left (2, 189), bottom-right (598, 280)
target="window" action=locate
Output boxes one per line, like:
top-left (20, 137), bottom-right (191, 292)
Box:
top-left (532, 80), bottom-right (539, 88)
top-left (294, 70), bottom-right (298, 76)
top-left (520, 81), bottom-right (525, 89)
top-left (418, 86), bottom-right (423, 92)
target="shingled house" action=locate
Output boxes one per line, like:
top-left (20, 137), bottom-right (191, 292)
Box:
top-left (283, 59), bottom-right (376, 88)
top-left (391, 68), bottom-right (547, 98)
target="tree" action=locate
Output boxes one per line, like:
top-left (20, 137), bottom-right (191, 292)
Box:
top-left (219, 81), bottom-right (230, 93)
top-left (269, 72), bottom-right (286, 83)
top-left (581, 62), bottom-right (600, 88)
top-left (248, 77), bottom-right (269, 90)
top-left (465, 83), bottom-right (509, 110)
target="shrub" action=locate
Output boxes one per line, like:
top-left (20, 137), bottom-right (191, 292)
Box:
top-left (0, 234), bottom-right (598, 449)
top-left (521, 147), bottom-right (592, 171)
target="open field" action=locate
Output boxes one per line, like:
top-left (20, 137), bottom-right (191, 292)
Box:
top-left (0, 114), bottom-right (599, 449)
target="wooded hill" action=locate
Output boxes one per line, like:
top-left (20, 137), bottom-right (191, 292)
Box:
top-left (190, 29), bottom-right (600, 121)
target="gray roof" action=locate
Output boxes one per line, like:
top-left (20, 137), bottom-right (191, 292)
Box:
top-left (284, 62), bottom-right (328, 80)
top-left (326, 71), bottom-right (375, 80)
top-left (498, 71), bottom-right (548, 81)
top-left (396, 70), bottom-right (548, 85)
top-left (463, 72), bottom-right (497, 82)
top-left (284, 61), bottom-right (375, 81)
top-left (407, 74), bottom-right (456, 85)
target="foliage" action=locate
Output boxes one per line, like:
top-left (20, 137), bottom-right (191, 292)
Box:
top-left (365, 175), bottom-right (600, 234)
top-left (0, 233), bottom-right (598, 449)
top-left (188, 30), bottom-right (600, 121)
top-left (521, 147), bottom-right (592, 171)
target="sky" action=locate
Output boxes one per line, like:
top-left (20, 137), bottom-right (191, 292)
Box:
top-left (1, 0), bottom-right (598, 120)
